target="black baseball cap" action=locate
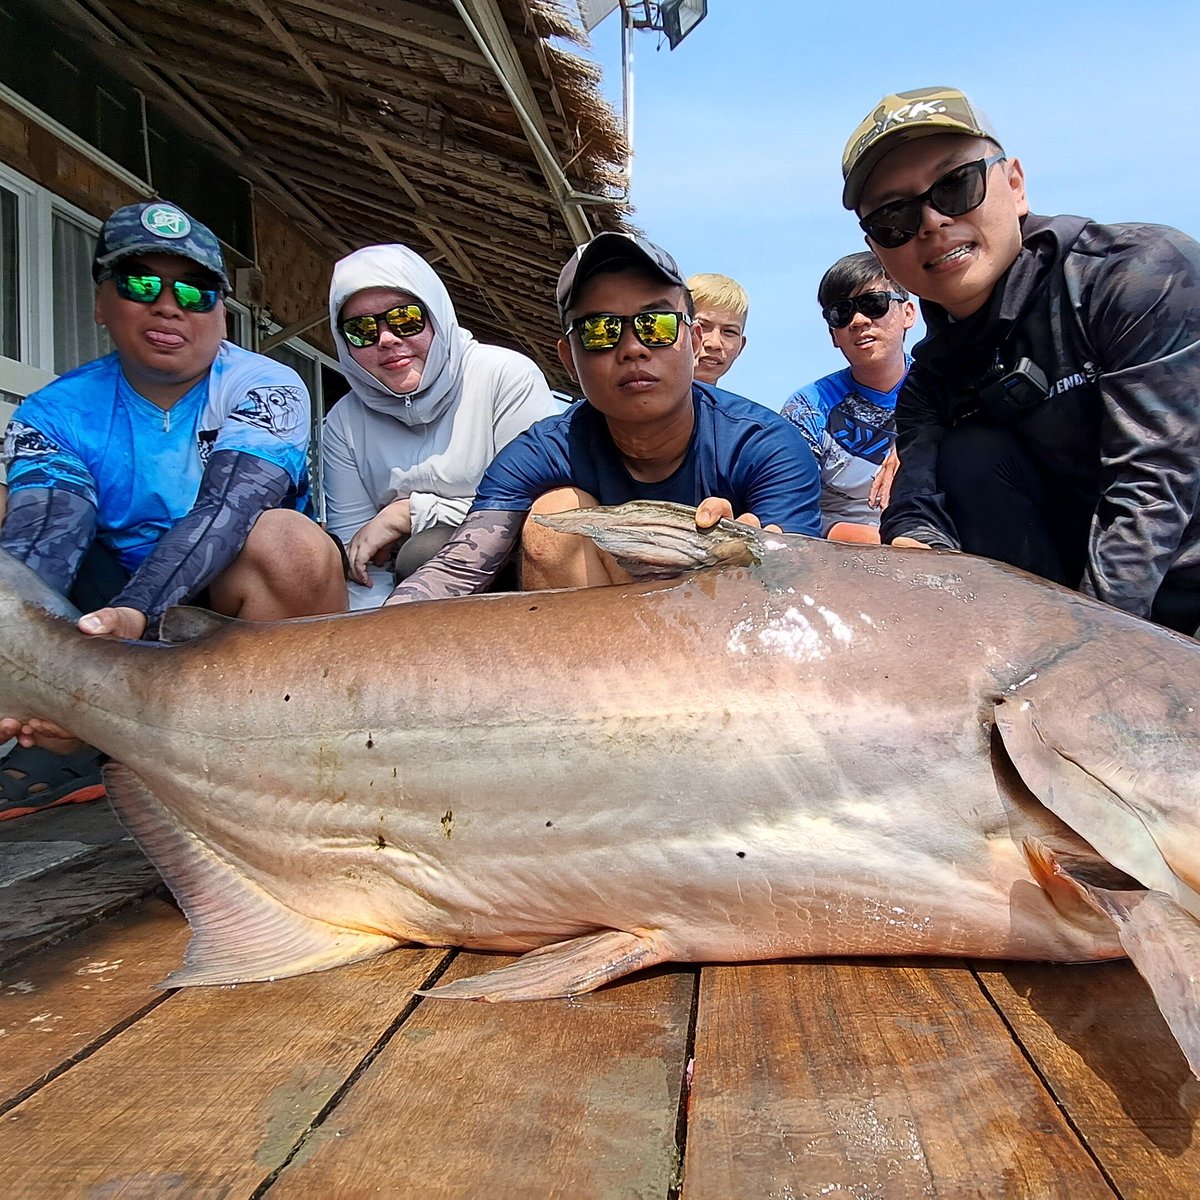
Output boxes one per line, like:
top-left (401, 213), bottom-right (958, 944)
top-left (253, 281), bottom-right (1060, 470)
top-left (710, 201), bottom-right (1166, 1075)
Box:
top-left (555, 232), bottom-right (686, 330)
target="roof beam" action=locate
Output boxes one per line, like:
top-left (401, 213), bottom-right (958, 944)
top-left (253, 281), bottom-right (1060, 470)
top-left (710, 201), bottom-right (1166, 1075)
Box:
top-left (243, 0), bottom-right (337, 105)
top-left (451, 0), bottom-right (595, 245)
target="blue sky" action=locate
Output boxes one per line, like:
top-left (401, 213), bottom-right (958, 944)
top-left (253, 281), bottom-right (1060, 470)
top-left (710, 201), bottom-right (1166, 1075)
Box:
top-left (576, 1), bottom-right (1200, 409)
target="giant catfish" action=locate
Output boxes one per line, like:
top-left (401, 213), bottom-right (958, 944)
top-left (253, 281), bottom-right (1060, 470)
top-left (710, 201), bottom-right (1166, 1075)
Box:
top-left (1, 503), bottom-right (1199, 1070)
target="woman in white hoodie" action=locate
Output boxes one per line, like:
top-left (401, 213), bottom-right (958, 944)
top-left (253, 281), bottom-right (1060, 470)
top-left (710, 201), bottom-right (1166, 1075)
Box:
top-left (323, 244), bottom-right (561, 607)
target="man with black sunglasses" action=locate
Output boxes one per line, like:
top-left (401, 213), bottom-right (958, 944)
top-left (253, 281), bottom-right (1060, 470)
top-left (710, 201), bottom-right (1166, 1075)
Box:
top-left (384, 232), bottom-right (820, 602)
top-left (782, 251), bottom-right (915, 543)
top-left (843, 86), bottom-right (1200, 634)
top-left (0, 199), bottom-right (346, 819)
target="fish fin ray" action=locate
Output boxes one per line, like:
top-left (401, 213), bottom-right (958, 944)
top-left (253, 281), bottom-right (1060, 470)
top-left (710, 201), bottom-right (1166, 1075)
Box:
top-left (417, 929), bottom-right (670, 1001)
top-left (533, 500), bottom-right (763, 579)
top-left (103, 763), bottom-right (398, 986)
top-left (1025, 839), bottom-right (1200, 1080)
top-left (997, 697), bottom-right (1200, 919)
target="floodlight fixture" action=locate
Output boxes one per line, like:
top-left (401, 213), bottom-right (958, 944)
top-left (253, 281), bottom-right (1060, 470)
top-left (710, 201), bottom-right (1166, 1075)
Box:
top-left (660, 0), bottom-right (707, 49)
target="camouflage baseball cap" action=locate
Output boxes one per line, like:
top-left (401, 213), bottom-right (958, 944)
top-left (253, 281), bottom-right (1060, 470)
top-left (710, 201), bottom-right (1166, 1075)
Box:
top-left (556, 232), bottom-right (686, 330)
top-left (92, 200), bottom-right (230, 290)
top-left (842, 86), bottom-right (1003, 211)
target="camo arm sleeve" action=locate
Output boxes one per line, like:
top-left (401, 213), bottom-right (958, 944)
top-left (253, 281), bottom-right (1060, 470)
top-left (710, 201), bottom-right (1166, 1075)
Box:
top-left (878, 369), bottom-right (960, 549)
top-left (0, 487), bottom-right (97, 596)
top-left (1079, 226), bottom-right (1200, 617)
top-left (111, 449), bottom-right (291, 625)
top-left (385, 509), bottom-right (525, 603)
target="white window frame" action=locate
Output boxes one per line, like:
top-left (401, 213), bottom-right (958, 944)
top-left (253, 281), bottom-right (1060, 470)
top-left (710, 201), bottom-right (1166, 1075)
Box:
top-left (0, 162), bottom-right (110, 400)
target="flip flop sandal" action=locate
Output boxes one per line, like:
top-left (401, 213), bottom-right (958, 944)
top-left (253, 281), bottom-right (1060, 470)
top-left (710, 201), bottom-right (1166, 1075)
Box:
top-left (0, 744), bottom-right (108, 820)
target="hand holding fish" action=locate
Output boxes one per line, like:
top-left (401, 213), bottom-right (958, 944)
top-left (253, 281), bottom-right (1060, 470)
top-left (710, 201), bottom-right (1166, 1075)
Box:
top-left (78, 606), bottom-right (148, 640)
top-left (0, 715), bottom-right (83, 753)
top-left (694, 496), bottom-right (781, 534)
top-left (347, 499), bottom-right (412, 586)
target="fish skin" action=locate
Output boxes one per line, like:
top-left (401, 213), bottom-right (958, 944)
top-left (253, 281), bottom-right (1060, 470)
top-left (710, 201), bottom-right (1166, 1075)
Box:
top-left (0, 508), bottom-right (1197, 1000)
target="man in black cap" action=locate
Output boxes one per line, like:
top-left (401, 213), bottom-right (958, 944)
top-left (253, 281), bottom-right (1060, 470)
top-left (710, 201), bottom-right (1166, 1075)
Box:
top-left (385, 231), bottom-right (820, 601)
top-left (842, 86), bottom-right (1200, 634)
top-left (0, 199), bottom-right (346, 819)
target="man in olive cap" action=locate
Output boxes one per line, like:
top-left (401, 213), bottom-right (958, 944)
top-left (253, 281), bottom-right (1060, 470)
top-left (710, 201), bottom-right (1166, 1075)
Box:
top-left (0, 199), bottom-right (346, 818)
top-left (386, 231), bottom-right (820, 601)
top-left (842, 86), bottom-right (1200, 634)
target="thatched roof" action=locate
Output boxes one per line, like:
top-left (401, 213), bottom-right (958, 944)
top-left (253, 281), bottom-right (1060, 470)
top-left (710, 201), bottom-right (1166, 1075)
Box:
top-left (34, 0), bottom-right (632, 387)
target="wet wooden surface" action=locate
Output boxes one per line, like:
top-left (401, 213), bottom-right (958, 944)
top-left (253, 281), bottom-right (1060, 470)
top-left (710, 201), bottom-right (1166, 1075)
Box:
top-left (2, 802), bottom-right (1197, 1199)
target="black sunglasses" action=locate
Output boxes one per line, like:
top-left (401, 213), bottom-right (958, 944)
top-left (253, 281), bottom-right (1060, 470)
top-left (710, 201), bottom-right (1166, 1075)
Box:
top-left (340, 304), bottom-right (427, 348)
top-left (569, 310), bottom-right (692, 352)
top-left (104, 272), bottom-right (223, 313)
top-left (822, 290), bottom-right (907, 329)
top-left (859, 154), bottom-right (1007, 249)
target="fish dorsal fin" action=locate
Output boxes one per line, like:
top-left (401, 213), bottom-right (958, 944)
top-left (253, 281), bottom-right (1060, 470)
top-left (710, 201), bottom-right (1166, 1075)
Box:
top-left (533, 500), bottom-right (764, 579)
top-left (156, 605), bottom-right (238, 644)
top-left (102, 763), bottom-right (399, 986)
top-left (418, 928), bottom-right (670, 1001)
top-left (997, 696), bottom-right (1200, 920)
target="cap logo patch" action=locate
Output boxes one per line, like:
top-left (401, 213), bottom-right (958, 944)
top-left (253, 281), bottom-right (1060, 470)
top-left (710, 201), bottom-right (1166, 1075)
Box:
top-left (853, 100), bottom-right (948, 160)
top-left (140, 204), bottom-right (191, 240)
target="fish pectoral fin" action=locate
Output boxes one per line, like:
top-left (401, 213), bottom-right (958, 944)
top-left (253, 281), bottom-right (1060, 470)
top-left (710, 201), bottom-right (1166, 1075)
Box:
top-left (417, 929), bottom-right (670, 1002)
top-left (1024, 838), bottom-right (1200, 1080)
top-left (532, 500), bottom-right (763, 579)
top-left (997, 696), bottom-right (1200, 920)
top-left (103, 763), bottom-right (399, 987)
top-left (157, 605), bottom-right (240, 644)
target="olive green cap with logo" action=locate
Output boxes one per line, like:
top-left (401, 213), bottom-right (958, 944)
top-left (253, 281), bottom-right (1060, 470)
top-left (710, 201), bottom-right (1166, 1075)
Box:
top-left (841, 86), bottom-right (1003, 212)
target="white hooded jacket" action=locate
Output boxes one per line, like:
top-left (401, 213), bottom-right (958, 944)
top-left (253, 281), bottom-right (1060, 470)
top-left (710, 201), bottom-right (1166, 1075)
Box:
top-left (322, 244), bottom-right (561, 603)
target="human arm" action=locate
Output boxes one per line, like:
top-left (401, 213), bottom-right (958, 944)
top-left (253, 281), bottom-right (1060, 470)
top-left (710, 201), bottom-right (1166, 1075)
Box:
top-left (345, 497), bottom-right (412, 586)
top-left (384, 508), bottom-right (526, 603)
top-left (1078, 226), bottom-right (1200, 615)
top-left (877, 370), bottom-right (961, 549)
top-left (869, 446), bottom-right (900, 510)
top-left (109, 449), bottom-right (293, 628)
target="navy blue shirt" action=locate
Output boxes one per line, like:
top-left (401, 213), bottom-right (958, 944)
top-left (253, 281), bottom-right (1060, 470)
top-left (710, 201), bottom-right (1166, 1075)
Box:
top-left (472, 383), bottom-right (821, 535)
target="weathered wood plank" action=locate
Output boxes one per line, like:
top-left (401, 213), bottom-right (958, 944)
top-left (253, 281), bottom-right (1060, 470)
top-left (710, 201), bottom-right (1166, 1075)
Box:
top-left (0, 842), bottom-right (162, 967)
top-left (0, 898), bottom-right (188, 1108)
top-left (980, 961), bottom-right (1200, 1198)
top-left (683, 959), bottom-right (1115, 1199)
top-left (0, 945), bottom-right (450, 1198)
top-left (266, 954), bottom-right (696, 1199)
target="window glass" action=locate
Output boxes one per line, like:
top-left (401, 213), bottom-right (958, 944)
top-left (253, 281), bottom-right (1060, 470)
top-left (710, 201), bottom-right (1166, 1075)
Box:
top-left (0, 186), bottom-right (18, 361)
top-left (52, 211), bottom-right (109, 374)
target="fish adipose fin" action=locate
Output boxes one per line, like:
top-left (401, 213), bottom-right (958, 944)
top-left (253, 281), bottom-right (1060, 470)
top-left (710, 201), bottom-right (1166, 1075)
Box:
top-left (1024, 837), bottom-right (1200, 1079)
top-left (157, 605), bottom-right (240, 644)
top-left (417, 928), bottom-right (670, 1002)
top-left (533, 500), bottom-right (763, 579)
top-left (103, 763), bottom-right (400, 986)
top-left (996, 695), bottom-right (1200, 920)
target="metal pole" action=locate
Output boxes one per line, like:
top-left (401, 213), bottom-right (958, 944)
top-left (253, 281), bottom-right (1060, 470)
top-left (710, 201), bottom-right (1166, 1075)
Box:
top-left (621, 2), bottom-right (635, 190)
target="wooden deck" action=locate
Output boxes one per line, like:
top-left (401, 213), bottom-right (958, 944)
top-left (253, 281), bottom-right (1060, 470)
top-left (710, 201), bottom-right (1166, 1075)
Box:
top-left (3, 802), bottom-right (1199, 1198)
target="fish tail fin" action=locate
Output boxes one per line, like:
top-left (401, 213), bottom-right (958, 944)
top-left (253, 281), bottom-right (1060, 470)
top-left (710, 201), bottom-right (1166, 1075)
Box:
top-left (532, 500), bottom-right (765, 579)
top-left (1024, 837), bottom-right (1200, 1079)
top-left (417, 928), bottom-right (670, 1001)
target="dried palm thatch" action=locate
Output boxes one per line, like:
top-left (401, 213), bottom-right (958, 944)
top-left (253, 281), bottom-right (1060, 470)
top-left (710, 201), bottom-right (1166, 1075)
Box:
top-left (46, 0), bottom-right (633, 387)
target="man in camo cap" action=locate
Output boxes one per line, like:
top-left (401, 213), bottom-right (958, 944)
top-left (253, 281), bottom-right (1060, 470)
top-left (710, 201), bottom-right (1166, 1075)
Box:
top-left (842, 86), bottom-right (1200, 635)
top-left (0, 198), bottom-right (346, 819)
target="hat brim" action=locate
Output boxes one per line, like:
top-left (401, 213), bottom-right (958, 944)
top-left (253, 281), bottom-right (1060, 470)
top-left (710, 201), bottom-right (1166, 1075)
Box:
top-left (93, 244), bottom-right (231, 291)
top-left (843, 124), bottom-right (992, 212)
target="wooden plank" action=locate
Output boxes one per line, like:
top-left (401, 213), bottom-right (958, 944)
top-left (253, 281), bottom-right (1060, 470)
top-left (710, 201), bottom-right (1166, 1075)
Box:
top-left (0, 945), bottom-right (450, 1198)
top-left (267, 954), bottom-right (696, 1198)
top-left (980, 961), bottom-right (1200, 1197)
top-left (0, 898), bottom-right (188, 1108)
top-left (683, 959), bottom-right (1114, 1199)
top-left (0, 842), bottom-right (162, 967)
